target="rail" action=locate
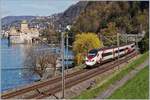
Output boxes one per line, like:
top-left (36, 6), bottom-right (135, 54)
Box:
top-left (1, 51), bottom-right (137, 99)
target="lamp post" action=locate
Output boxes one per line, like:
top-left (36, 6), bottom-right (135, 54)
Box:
top-left (66, 25), bottom-right (71, 72)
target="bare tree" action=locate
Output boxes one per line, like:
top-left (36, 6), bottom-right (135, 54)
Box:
top-left (24, 46), bottom-right (57, 80)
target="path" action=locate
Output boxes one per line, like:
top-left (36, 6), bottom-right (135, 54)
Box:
top-left (96, 59), bottom-right (149, 99)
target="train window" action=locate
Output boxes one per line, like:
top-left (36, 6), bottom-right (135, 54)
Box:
top-left (119, 49), bottom-right (125, 52)
top-left (115, 50), bottom-right (118, 53)
top-left (102, 52), bottom-right (112, 57)
top-left (131, 45), bottom-right (134, 48)
top-left (115, 49), bottom-right (125, 53)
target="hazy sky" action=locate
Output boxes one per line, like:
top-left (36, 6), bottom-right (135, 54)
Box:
top-left (1, 0), bottom-right (79, 18)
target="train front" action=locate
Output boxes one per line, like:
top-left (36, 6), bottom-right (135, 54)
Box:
top-left (85, 49), bottom-right (98, 66)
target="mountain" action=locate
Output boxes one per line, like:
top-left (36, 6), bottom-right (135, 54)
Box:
top-left (1, 16), bottom-right (36, 30)
top-left (55, 1), bottom-right (88, 30)
top-left (1, 16), bottom-right (36, 26)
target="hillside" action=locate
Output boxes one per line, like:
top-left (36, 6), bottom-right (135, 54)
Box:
top-left (71, 1), bottom-right (149, 46)
top-left (72, 1), bottom-right (149, 32)
top-left (1, 16), bottom-right (36, 30)
top-left (1, 16), bottom-right (36, 26)
top-left (55, 1), bottom-right (88, 30)
top-left (1, 16), bottom-right (53, 30)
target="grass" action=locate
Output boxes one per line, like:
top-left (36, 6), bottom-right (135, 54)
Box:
top-left (108, 66), bottom-right (149, 99)
top-left (73, 52), bottom-right (149, 99)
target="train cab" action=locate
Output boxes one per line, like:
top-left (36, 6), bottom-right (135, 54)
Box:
top-left (85, 49), bottom-right (99, 66)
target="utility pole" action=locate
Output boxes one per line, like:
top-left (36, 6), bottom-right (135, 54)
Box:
top-left (126, 33), bottom-right (128, 44)
top-left (66, 25), bottom-right (71, 72)
top-left (135, 33), bottom-right (138, 56)
top-left (61, 32), bottom-right (65, 98)
top-left (117, 32), bottom-right (120, 69)
top-left (66, 33), bottom-right (69, 72)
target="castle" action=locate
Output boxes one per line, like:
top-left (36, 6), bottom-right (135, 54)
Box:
top-left (8, 20), bottom-right (40, 44)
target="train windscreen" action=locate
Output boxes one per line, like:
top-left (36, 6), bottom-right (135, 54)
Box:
top-left (88, 49), bottom-right (98, 57)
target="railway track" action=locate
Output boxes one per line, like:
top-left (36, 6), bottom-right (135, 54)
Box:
top-left (1, 68), bottom-right (87, 99)
top-left (1, 51), bottom-right (137, 99)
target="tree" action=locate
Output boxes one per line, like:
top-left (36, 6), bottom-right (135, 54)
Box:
top-left (24, 47), bottom-right (58, 80)
top-left (138, 32), bottom-right (149, 53)
top-left (135, 9), bottom-right (149, 33)
top-left (73, 33), bottom-right (103, 65)
top-left (100, 22), bottom-right (118, 46)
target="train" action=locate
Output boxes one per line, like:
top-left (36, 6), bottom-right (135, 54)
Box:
top-left (85, 43), bottom-right (136, 66)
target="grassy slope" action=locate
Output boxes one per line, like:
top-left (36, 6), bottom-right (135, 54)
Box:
top-left (108, 66), bottom-right (149, 99)
top-left (73, 52), bottom-right (149, 99)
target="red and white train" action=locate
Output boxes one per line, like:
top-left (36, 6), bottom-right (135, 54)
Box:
top-left (85, 43), bottom-right (135, 66)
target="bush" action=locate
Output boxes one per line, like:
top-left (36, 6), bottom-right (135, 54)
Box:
top-left (73, 32), bottom-right (103, 65)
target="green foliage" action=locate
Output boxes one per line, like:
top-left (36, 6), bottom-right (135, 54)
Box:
top-left (129, 1), bottom-right (141, 17)
top-left (73, 32), bottom-right (103, 65)
top-left (138, 32), bottom-right (149, 53)
top-left (109, 66), bottom-right (149, 99)
top-left (73, 52), bottom-right (149, 99)
top-left (135, 9), bottom-right (149, 32)
top-left (101, 22), bottom-right (118, 46)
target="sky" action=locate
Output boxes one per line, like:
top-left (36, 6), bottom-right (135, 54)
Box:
top-left (1, 0), bottom-right (79, 18)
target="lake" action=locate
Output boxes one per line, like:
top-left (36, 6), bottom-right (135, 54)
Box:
top-left (1, 38), bottom-right (74, 92)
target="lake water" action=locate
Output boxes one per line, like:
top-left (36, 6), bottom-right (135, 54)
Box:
top-left (1, 39), bottom-right (74, 92)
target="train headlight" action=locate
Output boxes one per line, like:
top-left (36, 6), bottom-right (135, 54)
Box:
top-left (85, 57), bottom-right (88, 61)
top-left (92, 59), bottom-right (95, 62)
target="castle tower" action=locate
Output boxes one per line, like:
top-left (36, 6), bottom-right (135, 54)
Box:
top-left (21, 20), bottom-right (28, 32)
